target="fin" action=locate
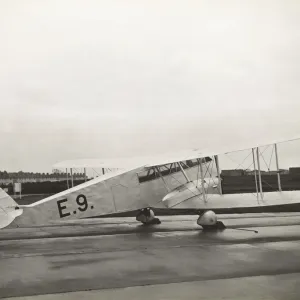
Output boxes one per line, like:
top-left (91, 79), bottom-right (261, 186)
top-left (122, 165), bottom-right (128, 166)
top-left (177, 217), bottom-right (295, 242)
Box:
top-left (0, 188), bottom-right (23, 229)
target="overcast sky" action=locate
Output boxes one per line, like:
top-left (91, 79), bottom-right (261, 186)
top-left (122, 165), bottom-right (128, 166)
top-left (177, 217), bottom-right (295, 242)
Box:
top-left (0, 0), bottom-right (300, 172)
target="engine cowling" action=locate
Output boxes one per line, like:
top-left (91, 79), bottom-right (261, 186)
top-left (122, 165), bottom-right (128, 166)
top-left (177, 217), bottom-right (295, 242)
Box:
top-left (197, 210), bottom-right (217, 226)
top-left (136, 208), bottom-right (155, 224)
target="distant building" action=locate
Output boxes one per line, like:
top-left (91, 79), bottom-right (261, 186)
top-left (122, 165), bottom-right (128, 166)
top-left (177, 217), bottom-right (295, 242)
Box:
top-left (242, 169), bottom-right (289, 175)
top-left (289, 167), bottom-right (300, 175)
top-left (221, 169), bottom-right (244, 176)
top-left (245, 170), bottom-right (267, 175)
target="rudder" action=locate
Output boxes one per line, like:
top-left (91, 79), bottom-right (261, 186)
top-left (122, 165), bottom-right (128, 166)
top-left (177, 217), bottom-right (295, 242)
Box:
top-left (0, 188), bottom-right (23, 229)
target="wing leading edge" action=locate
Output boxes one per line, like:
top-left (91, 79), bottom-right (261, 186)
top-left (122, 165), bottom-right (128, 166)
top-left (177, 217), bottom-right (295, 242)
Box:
top-left (53, 135), bottom-right (300, 170)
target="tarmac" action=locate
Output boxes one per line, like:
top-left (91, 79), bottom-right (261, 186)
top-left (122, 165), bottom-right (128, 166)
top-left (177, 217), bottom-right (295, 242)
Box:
top-left (1, 213), bottom-right (300, 299)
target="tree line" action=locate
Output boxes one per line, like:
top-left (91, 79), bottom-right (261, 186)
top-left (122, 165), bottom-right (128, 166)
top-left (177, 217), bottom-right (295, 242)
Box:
top-left (0, 171), bottom-right (85, 179)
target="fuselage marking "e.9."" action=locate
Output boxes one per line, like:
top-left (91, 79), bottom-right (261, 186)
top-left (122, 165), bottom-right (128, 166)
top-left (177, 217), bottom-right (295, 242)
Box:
top-left (57, 194), bottom-right (93, 218)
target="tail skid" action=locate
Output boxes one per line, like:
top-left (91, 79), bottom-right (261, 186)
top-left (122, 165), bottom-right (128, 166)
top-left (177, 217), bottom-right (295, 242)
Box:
top-left (0, 188), bottom-right (23, 229)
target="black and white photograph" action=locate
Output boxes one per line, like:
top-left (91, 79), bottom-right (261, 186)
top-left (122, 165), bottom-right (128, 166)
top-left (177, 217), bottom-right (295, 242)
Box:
top-left (0, 1), bottom-right (300, 299)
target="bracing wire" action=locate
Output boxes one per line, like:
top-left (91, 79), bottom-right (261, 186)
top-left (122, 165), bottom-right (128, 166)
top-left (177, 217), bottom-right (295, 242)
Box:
top-left (155, 160), bottom-right (210, 208)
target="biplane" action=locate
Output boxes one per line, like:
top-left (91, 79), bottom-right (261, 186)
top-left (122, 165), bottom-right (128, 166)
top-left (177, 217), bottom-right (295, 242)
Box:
top-left (1, 135), bottom-right (300, 230)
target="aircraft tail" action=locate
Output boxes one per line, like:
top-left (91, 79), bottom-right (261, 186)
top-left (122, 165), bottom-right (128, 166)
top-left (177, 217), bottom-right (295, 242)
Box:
top-left (0, 188), bottom-right (23, 229)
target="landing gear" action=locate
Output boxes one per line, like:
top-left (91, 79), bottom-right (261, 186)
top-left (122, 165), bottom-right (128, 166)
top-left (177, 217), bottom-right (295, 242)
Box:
top-left (142, 217), bottom-right (161, 225)
top-left (136, 208), bottom-right (161, 225)
top-left (197, 210), bottom-right (226, 231)
top-left (201, 221), bottom-right (226, 230)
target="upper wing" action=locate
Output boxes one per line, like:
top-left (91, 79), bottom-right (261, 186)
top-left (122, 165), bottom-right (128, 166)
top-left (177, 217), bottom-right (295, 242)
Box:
top-left (53, 135), bottom-right (300, 170)
top-left (145, 134), bottom-right (300, 167)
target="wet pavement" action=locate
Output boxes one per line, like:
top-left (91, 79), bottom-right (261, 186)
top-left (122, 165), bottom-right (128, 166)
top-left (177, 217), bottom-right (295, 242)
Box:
top-left (1, 213), bottom-right (300, 299)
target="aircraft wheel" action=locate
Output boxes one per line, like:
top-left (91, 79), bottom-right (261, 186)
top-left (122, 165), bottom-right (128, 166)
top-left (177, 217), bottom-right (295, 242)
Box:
top-left (142, 217), bottom-right (161, 226)
top-left (201, 221), bottom-right (226, 231)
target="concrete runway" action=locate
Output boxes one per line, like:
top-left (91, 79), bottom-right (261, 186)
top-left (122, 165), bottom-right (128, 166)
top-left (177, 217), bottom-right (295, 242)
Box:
top-left (1, 213), bottom-right (300, 299)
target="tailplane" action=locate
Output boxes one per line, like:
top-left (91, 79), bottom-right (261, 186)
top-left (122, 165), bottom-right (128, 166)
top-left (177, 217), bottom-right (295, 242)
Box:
top-left (0, 188), bottom-right (23, 229)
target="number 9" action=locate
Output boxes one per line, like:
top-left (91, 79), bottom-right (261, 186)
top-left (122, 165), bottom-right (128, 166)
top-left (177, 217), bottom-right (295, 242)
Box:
top-left (76, 194), bottom-right (88, 212)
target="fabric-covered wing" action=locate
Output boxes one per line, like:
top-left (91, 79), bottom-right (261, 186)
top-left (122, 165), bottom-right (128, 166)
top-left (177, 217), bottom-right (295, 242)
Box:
top-left (145, 134), bottom-right (300, 167)
top-left (53, 135), bottom-right (300, 170)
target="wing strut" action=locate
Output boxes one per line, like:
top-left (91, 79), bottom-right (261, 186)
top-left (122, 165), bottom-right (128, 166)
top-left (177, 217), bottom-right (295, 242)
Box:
top-left (214, 155), bottom-right (222, 195)
top-left (252, 149), bottom-right (259, 200)
top-left (178, 162), bottom-right (191, 183)
top-left (256, 148), bottom-right (263, 200)
top-left (155, 167), bottom-right (171, 192)
top-left (197, 159), bottom-right (207, 202)
top-left (274, 143), bottom-right (282, 192)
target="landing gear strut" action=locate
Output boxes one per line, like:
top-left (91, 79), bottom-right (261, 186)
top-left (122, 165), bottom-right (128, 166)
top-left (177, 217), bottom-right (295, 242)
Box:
top-left (136, 208), bottom-right (161, 225)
